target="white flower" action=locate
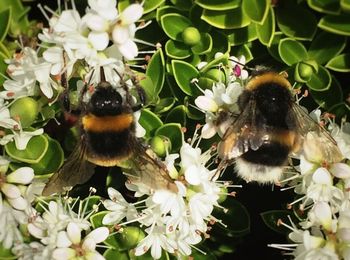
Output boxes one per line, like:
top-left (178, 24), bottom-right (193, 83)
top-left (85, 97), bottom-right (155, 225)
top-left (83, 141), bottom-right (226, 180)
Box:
top-left (88, 0), bottom-right (118, 20)
top-left (332, 122), bottom-right (350, 159)
top-left (134, 225), bottom-right (177, 259)
top-left (229, 55), bottom-right (249, 80)
top-left (0, 105), bottom-right (18, 129)
top-left (102, 187), bottom-right (137, 225)
top-left (2, 128), bottom-right (44, 150)
top-left (53, 222), bottom-right (108, 260)
top-left (12, 241), bottom-right (46, 260)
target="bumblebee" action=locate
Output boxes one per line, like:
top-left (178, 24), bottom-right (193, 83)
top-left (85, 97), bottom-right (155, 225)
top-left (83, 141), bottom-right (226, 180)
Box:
top-left (218, 67), bottom-right (343, 184)
top-left (43, 68), bottom-right (177, 195)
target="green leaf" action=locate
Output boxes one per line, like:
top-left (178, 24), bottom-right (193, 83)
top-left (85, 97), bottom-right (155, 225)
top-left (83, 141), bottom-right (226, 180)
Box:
top-left (5, 134), bottom-right (49, 164)
top-left (170, 0), bottom-right (193, 10)
top-left (0, 243), bottom-right (15, 259)
top-left (341, 0), bottom-right (350, 12)
top-left (112, 226), bottom-right (145, 251)
top-left (0, 51), bottom-right (8, 86)
top-left (195, 0), bottom-right (241, 10)
top-left (200, 54), bottom-right (229, 74)
top-left (165, 105), bottom-right (187, 125)
top-left (191, 32), bottom-right (212, 55)
top-left (171, 60), bottom-right (200, 96)
top-left (201, 7), bottom-right (251, 29)
top-left (29, 136), bottom-right (64, 175)
top-left (104, 249), bottom-right (129, 260)
top-left (310, 76), bottom-right (343, 109)
top-left (308, 31), bottom-right (346, 65)
top-left (160, 13), bottom-right (192, 41)
top-left (90, 211), bottom-right (109, 229)
top-left (154, 97), bottom-right (176, 114)
top-left (255, 7), bottom-right (275, 46)
top-left (278, 38), bottom-right (308, 66)
top-left (242, 0), bottom-right (269, 24)
top-left (155, 123), bottom-right (183, 152)
top-left (140, 74), bottom-right (158, 105)
top-left (146, 49), bottom-right (165, 96)
top-left (0, 8), bottom-right (11, 41)
top-left (0, 0), bottom-right (29, 30)
top-left (156, 5), bottom-right (185, 22)
top-left (306, 65), bottom-right (332, 91)
top-left (267, 32), bottom-right (284, 62)
top-left (276, 0), bottom-right (317, 40)
top-left (209, 30), bottom-right (231, 58)
top-left (318, 14), bottom-right (350, 36)
top-left (307, 0), bottom-right (340, 15)
top-left (139, 109), bottom-right (163, 137)
top-left (227, 24), bottom-right (258, 46)
top-left (212, 198), bottom-right (250, 237)
top-left (326, 53), bottom-right (350, 72)
top-left (231, 44), bottom-right (253, 62)
top-left (165, 39), bottom-right (192, 60)
top-left (143, 0), bottom-right (166, 14)
top-left (261, 210), bottom-right (294, 234)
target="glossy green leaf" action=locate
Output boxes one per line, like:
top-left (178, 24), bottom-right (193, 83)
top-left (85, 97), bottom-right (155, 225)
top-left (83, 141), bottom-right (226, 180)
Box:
top-left (104, 249), bottom-right (129, 260)
top-left (170, 0), bottom-right (193, 10)
top-left (307, 0), bottom-right (340, 15)
top-left (200, 54), bottom-right (229, 74)
top-left (261, 210), bottom-right (294, 234)
top-left (231, 44), bottom-right (253, 62)
top-left (189, 4), bottom-right (211, 32)
top-left (212, 198), bottom-right (250, 237)
top-left (341, 0), bottom-right (350, 12)
top-left (0, 243), bottom-right (15, 259)
top-left (5, 134), bottom-right (49, 164)
top-left (310, 76), bottom-right (343, 109)
top-left (165, 40), bottom-right (191, 59)
top-left (242, 0), bottom-right (269, 24)
top-left (156, 5), bottom-right (185, 22)
top-left (201, 7), bottom-right (251, 29)
top-left (140, 75), bottom-right (158, 105)
top-left (318, 14), bottom-right (350, 36)
top-left (195, 0), bottom-right (241, 11)
top-left (329, 102), bottom-right (350, 119)
top-left (172, 60), bottom-right (200, 96)
top-left (191, 33), bottom-right (212, 54)
top-left (326, 53), bottom-right (350, 72)
top-left (0, 0), bottom-right (29, 30)
top-left (116, 226), bottom-right (145, 251)
top-left (255, 7), bottom-right (275, 46)
top-left (0, 41), bottom-right (10, 58)
top-left (201, 68), bottom-right (226, 82)
top-left (165, 105), bottom-right (187, 125)
top-left (278, 38), bottom-right (308, 66)
top-left (154, 97), bottom-right (176, 114)
top-left (90, 211), bottom-right (109, 229)
top-left (308, 32), bottom-right (346, 65)
top-left (29, 136), bottom-right (64, 175)
top-left (209, 30), bottom-right (231, 58)
top-left (155, 123), bottom-right (183, 152)
top-left (139, 109), bottom-right (163, 137)
top-left (160, 13), bottom-right (192, 41)
top-left (143, 0), bottom-right (166, 14)
top-left (306, 65), bottom-right (332, 91)
top-left (276, 0), bottom-right (317, 40)
top-left (0, 8), bottom-right (11, 41)
top-left (227, 24), bottom-right (258, 46)
top-left (267, 32), bottom-right (284, 62)
top-left (0, 51), bottom-right (8, 86)
top-left (146, 49), bottom-right (165, 96)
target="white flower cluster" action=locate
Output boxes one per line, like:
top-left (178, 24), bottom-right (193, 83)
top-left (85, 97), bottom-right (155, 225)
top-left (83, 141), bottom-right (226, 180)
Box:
top-left (194, 54), bottom-right (247, 139)
top-left (269, 112), bottom-right (350, 259)
top-left (102, 138), bottom-right (230, 259)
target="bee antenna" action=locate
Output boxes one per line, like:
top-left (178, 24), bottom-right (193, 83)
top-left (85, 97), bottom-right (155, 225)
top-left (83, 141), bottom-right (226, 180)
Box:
top-left (100, 66), bottom-right (106, 82)
top-left (228, 58), bottom-right (255, 72)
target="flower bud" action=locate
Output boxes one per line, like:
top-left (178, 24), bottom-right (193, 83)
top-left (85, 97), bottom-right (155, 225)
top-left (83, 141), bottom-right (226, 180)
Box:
top-left (149, 135), bottom-right (171, 157)
top-left (10, 97), bottom-right (39, 128)
top-left (182, 27), bottom-right (201, 46)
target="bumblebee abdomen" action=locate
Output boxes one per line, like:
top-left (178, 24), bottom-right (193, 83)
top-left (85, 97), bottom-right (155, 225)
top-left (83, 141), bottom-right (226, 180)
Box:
top-left (241, 141), bottom-right (290, 166)
top-left (82, 113), bottom-right (135, 167)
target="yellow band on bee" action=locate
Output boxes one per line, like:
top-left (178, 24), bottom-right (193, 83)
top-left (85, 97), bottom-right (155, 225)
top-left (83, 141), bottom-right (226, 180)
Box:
top-left (246, 72), bottom-right (292, 91)
top-left (82, 113), bottom-right (133, 132)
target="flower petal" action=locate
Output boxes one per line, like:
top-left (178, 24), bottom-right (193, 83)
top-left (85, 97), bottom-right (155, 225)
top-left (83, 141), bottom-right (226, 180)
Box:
top-left (120, 4), bottom-right (143, 25)
top-left (1, 183), bottom-right (21, 199)
top-left (7, 167), bottom-right (34, 184)
top-left (52, 248), bottom-right (76, 259)
top-left (85, 227), bottom-right (109, 244)
top-left (56, 231), bottom-right (72, 248)
top-left (88, 31), bottom-right (109, 51)
top-left (67, 222), bottom-right (81, 244)
top-left (7, 196), bottom-right (28, 210)
top-left (312, 167), bottom-right (332, 185)
top-left (330, 163), bottom-right (350, 179)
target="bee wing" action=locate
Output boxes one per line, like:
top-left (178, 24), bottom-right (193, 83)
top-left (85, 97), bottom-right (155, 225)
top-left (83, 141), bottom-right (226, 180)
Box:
top-left (290, 103), bottom-right (343, 163)
top-left (218, 98), bottom-right (269, 160)
top-left (122, 143), bottom-right (178, 193)
top-left (42, 136), bottom-right (96, 196)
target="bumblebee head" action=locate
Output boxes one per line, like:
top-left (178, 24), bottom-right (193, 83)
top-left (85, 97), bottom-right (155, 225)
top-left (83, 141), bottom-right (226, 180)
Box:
top-left (88, 83), bottom-right (124, 116)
